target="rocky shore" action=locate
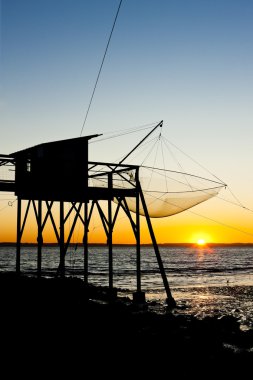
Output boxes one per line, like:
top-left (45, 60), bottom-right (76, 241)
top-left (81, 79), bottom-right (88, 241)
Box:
top-left (1, 273), bottom-right (253, 376)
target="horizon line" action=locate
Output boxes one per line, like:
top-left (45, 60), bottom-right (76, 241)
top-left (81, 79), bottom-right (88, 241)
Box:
top-left (1, 242), bottom-right (253, 247)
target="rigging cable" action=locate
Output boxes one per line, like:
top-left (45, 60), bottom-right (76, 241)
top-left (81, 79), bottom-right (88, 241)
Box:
top-left (89, 123), bottom-right (157, 144)
top-left (162, 135), bottom-right (227, 186)
top-left (107, 135), bottom-right (159, 166)
top-left (146, 138), bottom-right (160, 191)
top-left (161, 135), bottom-right (253, 212)
top-left (226, 186), bottom-right (251, 211)
top-left (160, 139), bottom-right (169, 192)
top-left (77, 192), bottom-right (253, 240)
top-left (80, 0), bottom-right (123, 136)
top-left (144, 191), bottom-right (253, 238)
top-left (161, 136), bottom-right (194, 191)
top-left (0, 199), bottom-right (16, 213)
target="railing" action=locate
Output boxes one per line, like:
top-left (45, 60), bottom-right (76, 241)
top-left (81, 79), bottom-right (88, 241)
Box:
top-left (88, 161), bottom-right (139, 192)
top-left (0, 158), bottom-right (140, 195)
top-left (0, 156), bottom-right (15, 192)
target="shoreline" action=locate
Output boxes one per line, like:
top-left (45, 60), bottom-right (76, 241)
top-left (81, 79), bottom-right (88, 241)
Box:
top-left (1, 272), bottom-right (253, 373)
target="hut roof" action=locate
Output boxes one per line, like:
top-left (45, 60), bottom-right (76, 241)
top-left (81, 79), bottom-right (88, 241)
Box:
top-left (11, 134), bottom-right (101, 157)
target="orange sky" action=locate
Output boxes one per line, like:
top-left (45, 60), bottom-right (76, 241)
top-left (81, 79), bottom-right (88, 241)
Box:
top-left (0, 197), bottom-right (252, 244)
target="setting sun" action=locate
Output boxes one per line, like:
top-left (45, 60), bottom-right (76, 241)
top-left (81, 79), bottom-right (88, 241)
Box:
top-left (197, 239), bottom-right (206, 246)
top-left (190, 231), bottom-right (212, 246)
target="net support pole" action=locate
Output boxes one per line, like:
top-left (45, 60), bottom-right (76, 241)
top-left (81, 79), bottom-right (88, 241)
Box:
top-left (136, 168), bottom-right (141, 292)
top-left (117, 120), bottom-right (163, 167)
top-left (108, 173), bottom-right (113, 290)
top-left (138, 186), bottom-right (176, 307)
top-left (136, 190), bottom-right (141, 293)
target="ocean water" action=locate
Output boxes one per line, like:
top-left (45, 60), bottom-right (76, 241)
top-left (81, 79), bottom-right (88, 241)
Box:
top-left (1, 244), bottom-right (253, 329)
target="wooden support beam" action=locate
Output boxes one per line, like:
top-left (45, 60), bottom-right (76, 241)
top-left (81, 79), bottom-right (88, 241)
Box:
top-left (45, 201), bottom-right (60, 244)
top-left (16, 197), bottom-right (21, 274)
top-left (120, 198), bottom-right (137, 238)
top-left (95, 201), bottom-right (109, 237)
top-left (136, 169), bottom-right (141, 293)
top-left (37, 200), bottom-right (43, 277)
top-left (64, 203), bottom-right (82, 254)
top-left (20, 200), bottom-right (31, 237)
top-left (84, 202), bottom-right (88, 285)
top-left (83, 200), bottom-right (95, 284)
top-left (108, 173), bottom-right (113, 290)
top-left (16, 199), bottom-right (32, 275)
top-left (139, 186), bottom-right (176, 307)
top-left (59, 201), bottom-right (65, 278)
top-left (42, 201), bottom-right (53, 231)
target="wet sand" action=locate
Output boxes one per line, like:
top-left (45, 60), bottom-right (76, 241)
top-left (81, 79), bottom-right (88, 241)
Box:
top-left (1, 273), bottom-right (253, 376)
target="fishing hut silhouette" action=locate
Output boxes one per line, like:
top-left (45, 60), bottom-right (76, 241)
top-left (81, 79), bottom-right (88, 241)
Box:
top-left (0, 121), bottom-right (176, 306)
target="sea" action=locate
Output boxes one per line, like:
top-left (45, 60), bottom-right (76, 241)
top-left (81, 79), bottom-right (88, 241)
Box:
top-left (1, 244), bottom-right (253, 330)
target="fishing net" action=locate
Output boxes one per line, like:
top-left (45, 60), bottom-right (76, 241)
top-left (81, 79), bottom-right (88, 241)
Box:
top-left (90, 165), bottom-right (225, 218)
top-left (123, 187), bottom-right (222, 218)
top-left (89, 124), bottom-right (226, 218)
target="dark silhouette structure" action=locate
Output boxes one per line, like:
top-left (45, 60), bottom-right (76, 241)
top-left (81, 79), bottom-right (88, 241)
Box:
top-left (0, 127), bottom-right (175, 306)
top-left (12, 135), bottom-right (97, 202)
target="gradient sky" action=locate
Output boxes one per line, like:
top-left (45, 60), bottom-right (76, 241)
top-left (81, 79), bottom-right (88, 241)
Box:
top-left (1, 0), bottom-right (253, 243)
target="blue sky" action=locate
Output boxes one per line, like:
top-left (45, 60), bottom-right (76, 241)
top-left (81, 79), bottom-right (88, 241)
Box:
top-left (1, 0), bottom-right (253, 242)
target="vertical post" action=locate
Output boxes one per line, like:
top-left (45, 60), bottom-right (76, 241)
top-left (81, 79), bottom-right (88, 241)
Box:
top-left (136, 168), bottom-right (141, 293)
top-left (132, 170), bottom-right (146, 304)
top-left (139, 187), bottom-right (176, 307)
top-left (59, 201), bottom-right (65, 278)
top-left (108, 172), bottom-right (113, 290)
top-left (37, 200), bottom-right (42, 277)
top-left (16, 196), bottom-right (21, 275)
top-left (84, 202), bottom-right (88, 285)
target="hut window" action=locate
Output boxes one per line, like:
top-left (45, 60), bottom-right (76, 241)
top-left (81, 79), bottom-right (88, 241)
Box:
top-left (26, 159), bottom-right (31, 172)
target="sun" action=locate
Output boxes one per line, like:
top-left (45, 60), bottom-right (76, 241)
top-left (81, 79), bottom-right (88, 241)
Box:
top-left (197, 239), bottom-right (206, 246)
top-left (191, 232), bottom-right (212, 246)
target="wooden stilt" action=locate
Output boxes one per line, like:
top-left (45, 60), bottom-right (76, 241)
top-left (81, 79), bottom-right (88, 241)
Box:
top-left (84, 202), bottom-right (88, 285)
top-left (139, 186), bottom-right (176, 307)
top-left (133, 169), bottom-right (146, 304)
top-left (136, 175), bottom-right (141, 293)
top-left (59, 201), bottom-right (65, 278)
top-left (37, 200), bottom-right (42, 277)
top-left (108, 174), bottom-right (113, 290)
top-left (16, 197), bottom-right (21, 275)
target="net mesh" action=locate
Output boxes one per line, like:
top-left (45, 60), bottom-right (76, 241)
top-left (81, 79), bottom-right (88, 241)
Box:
top-left (122, 187), bottom-right (222, 218)
top-left (91, 166), bottom-right (225, 218)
